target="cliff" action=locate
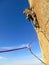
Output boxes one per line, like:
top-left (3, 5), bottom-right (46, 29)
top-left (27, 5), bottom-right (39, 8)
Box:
top-left (28, 0), bottom-right (49, 65)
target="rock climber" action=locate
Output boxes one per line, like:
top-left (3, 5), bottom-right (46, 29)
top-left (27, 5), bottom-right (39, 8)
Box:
top-left (23, 8), bottom-right (40, 28)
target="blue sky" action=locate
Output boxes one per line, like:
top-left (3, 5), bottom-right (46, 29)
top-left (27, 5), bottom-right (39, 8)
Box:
top-left (0, 0), bottom-right (43, 65)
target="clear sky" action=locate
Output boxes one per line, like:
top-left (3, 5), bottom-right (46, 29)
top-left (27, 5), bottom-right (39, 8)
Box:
top-left (0, 0), bottom-right (43, 65)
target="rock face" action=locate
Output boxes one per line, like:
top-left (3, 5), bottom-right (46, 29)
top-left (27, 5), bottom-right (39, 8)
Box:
top-left (28, 0), bottom-right (49, 65)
